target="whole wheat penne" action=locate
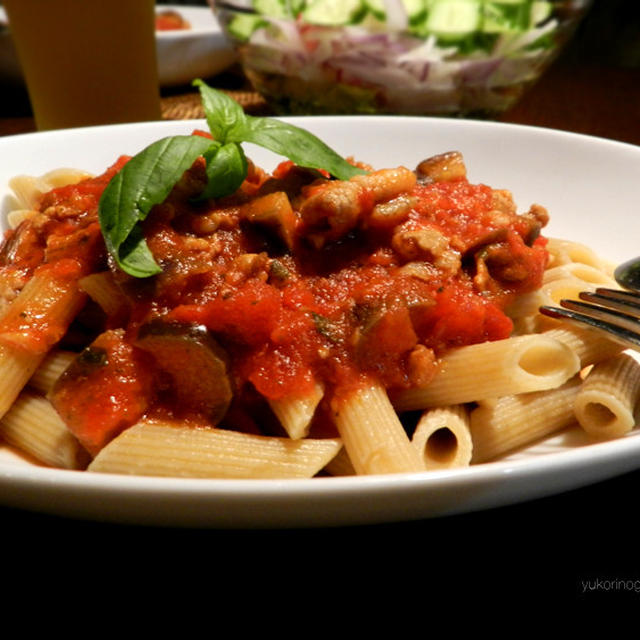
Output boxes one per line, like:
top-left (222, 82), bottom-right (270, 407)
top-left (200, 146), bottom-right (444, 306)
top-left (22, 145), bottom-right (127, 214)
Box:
top-left (393, 334), bottom-right (580, 411)
top-left (268, 381), bottom-right (324, 440)
top-left (507, 276), bottom-right (599, 320)
top-left (0, 390), bottom-right (89, 469)
top-left (27, 349), bottom-right (77, 394)
top-left (542, 263), bottom-right (616, 287)
top-left (469, 376), bottom-right (582, 463)
top-left (6, 208), bottom-right (37, 229)
top-left (330, 380), bottom-right (425, 475)
top-left (323, 446), bottom-right (357, 476)
top-left (574, 353), bottom-right (640, 439)
top-left (8, 169), bottom-right (93, 211)
top-left (542, 325), bottom-right (624, 369)
top-left (88, 420), bottom-right (343, 479)
top-left (545, 237), bottom-right (606, 271)
top-left (410, 404), bottom-right (472, 470)
top-left (78, 271), bottom-right (130, 317)
top-left (0, 267), bottom-right (86, 418)
top-left (0, 343), bottom-right (48, 420)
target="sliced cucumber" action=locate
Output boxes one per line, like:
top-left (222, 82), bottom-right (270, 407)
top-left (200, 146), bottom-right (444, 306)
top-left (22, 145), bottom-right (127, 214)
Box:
top-left (227, 13), bottom-right (267, 41)
top-left (253, 0), bottom-right (290, 17)
top-left (286, 0), bottom-right (308, 16)
top-left (482, 1), bottom-right (533, 33)
top-left (425, 0), bottom-right (482, 41)
top-left (364, 0), bottom-right (386, 21)
top-left (530, 0), bottom-right (553, 25)
top-left (364, 0), bottom-right (427, 24)
top-left (404, 0), bottom-right (428, 25)
top-left (302, 0), bottom-right (367, 25)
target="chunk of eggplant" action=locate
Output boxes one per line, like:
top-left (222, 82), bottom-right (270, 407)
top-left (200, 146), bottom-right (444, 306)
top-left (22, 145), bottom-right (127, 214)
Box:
top-left (239, 191), bottom-right (297, 250)
top-left (49, 329), bottom-right (154, 456)
top-left (415, 151), bottom-right (466, 184)
top-left (135, 320), bottom-right (232, 424)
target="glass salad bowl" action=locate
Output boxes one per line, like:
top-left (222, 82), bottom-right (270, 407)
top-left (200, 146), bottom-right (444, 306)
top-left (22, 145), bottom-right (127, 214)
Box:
top-left (210, 0), bottom-right (592, 117)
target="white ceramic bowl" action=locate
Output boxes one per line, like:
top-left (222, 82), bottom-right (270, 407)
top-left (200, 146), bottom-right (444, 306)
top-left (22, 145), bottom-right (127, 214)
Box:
top-left (156, 4), bottom-right (237, 86)
top-left (0, 116), bottom-right (639, 527)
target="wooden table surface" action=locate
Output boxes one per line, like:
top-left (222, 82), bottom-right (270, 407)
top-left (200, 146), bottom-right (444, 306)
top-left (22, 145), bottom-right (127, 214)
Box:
top-left (1, 55), bottom-right (639, 145)
top-left (2, 2), bottom-right (640, 610)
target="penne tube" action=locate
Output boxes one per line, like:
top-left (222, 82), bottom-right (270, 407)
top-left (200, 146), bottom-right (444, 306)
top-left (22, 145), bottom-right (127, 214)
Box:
top-left (469, 376), bottom-right (582, 463)
top-left (88, 420), bottom-right (343, 479)
top-left (0, 264), bottom-right (86, 352)
top-left (6, 209), bottom-right (37, 229)
top-left (507, 276), bottom-right (599, 320)
top-left (542, 325), bottom-right (624, 369)
top-left (544, 237), bottom-right (606, 271)
top-left (8, 169), bottom-right (93, 210)
top-left (0, 390), bottom-right (89, 469)
top-left (509, 314), bottom-right (542, 337)
top-left (330, 380), bottom-right (425, 475)
top-left (28, 349), bottom-right (77, 394)
top-left (574, 353), bottom-right (640, 440)
top-left (0, 266), bottom-right (86, 418)
top-left (0, 343), bottom-right (48, 420)
top-left (268, 381), bottom-right (324, 440)
top-left (410, 404), bottom-right (472, 470)
top-left (542, 263), bottom-right (616, 288)
top-left (322, 446), bottom-right (356, 476)
top-left (393, 334), bottom-right (580, 411)
top-left (78, 271), bottom-right (130, 317)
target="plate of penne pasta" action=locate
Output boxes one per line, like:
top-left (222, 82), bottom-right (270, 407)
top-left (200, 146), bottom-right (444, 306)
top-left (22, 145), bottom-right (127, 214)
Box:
top-left (0, 111), bottom-right (639, 528)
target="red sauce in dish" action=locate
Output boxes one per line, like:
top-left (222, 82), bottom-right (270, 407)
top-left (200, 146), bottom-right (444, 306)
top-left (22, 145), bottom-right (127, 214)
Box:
top-left (0, 147), bottom-right (549, 452)
top-left (155, 10), bottom-right (191, 31)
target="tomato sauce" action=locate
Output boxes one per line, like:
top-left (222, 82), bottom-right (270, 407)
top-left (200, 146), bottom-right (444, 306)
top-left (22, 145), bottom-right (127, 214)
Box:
top-left (2, 150), bottom-right (549, 452)
top-left (50, 329), bottom-right (154, 456)
top-left (162, 169), bottom-right (547, 401)
top-left (155, 10), bottom-right (191, 31)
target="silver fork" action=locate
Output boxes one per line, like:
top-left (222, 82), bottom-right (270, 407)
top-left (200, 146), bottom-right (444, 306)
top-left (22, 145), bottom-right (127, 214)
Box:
top-left (539, 258), bottom-right (640, 352)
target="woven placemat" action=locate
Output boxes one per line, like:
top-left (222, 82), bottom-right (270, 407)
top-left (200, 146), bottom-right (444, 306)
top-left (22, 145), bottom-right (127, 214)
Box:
top-left (161, 89), bottom-right (271, 120)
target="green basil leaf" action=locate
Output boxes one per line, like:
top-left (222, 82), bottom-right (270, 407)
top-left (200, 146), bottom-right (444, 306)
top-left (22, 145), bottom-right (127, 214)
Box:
top-left (193, 79), bottom-right (247, 143)
top-left (194, 80), bottom-right (365, 181)
top-left (116, 224), bottom-right (165, 279)
top-left (99, 134), bottom-right (213, 277)
top-left (242, 116), bottom-right (366, 180)
top-left (199, 142), bottom-right (248, 200)
top-left (98, 80), bottom-right (370, 279)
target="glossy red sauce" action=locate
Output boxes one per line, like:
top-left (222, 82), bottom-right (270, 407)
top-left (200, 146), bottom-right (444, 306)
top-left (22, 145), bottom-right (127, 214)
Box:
top-left (155, 10), bottom-right (191, 31)
top-left (0, 159), bottom-right (122, 353)
top-left (1, 151), bottom-right (548, 452)
top-left (160, 165), bottom-right (547, 400)
top-left (51, 329), bottom-right (154, 456)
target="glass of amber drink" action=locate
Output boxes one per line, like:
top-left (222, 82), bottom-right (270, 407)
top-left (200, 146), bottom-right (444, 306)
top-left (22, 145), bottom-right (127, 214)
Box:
top-left (3, 0), bottom-right (161, 130)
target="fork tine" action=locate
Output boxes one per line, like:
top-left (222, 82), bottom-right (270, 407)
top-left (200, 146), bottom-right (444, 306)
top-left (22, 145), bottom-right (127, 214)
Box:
top-left (579, 287), bottom-right (640, 317)
top-left (561, 298), bottom-right (640, 333)
top-left (539, 303), bottom-right (640, 352)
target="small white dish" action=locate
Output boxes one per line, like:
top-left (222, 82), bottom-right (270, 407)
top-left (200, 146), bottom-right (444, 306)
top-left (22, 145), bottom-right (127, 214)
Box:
top-left (156, 5), bottom-right (237, 87)
top-left (0, 116), bottom-right (639, 528)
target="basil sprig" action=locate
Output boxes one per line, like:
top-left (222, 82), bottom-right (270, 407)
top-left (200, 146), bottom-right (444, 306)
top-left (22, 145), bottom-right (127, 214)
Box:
top-left (99, 135), bottom-right (213, 277)
top-left (98, 80), bottom-right (365, 278)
